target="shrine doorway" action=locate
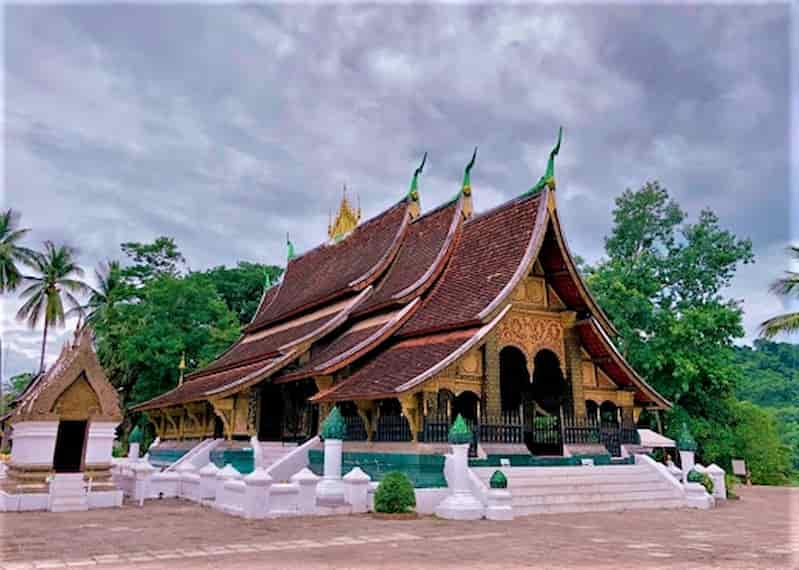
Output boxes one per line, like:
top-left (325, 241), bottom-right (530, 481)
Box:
top-left (452, 391), bottom-right (479, 422)
top-left (499, 346), bottom-right (530, 412)
top-left (531, 349), bottom-right (568, 415)
top-left (258, 383), bottom-right (284, 441)
top-left (52, 420), bottom-right (87, 473)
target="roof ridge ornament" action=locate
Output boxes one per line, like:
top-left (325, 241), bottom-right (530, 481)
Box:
top-left (526, 127), bottom-right (563, 195)
top-left (460, 147), bottom-right (477, 219)
top-left (286, 232), bottom-right (296, 261)
top-left (328, 184), bottom-right (362, 241)
top-left (407, 152), bottom-right (427, 219)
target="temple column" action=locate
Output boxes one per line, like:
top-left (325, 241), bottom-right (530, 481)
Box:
top-left (314, 376), bottom-right (334, 434)
top-left (354, 400), bottom-right (376, 442)
top-left (561, 312), bottom-right (586, 418)
top-left (484, 332), bottom-right (502, 417)
top-left (399, 393), bottom-right (421, 443)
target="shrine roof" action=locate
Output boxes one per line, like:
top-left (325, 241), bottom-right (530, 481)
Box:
top-left (312, 306), bottom-right (508, 402)
top-left (133, 360), bottom-right (275, 411)
top-left (577, 318), bottom-right (671, 409)
top-left (398, 192), bottom-right (547, 337)
top-left (246, 200), bottom-right (409, 331)
top-left (355, 199), bottom-right (462, 315)
top-left (276, 299), bottom-right (420, 383)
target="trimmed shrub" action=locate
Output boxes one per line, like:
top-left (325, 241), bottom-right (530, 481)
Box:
top-left (374, 471), bottom-right (416, 514)
top-left (687, 469), bottom-right (714, 495)
top-left (489, 470), bottom-right (508, 489)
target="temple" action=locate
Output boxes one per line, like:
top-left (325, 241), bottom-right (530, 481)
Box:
top-left (132, 137), bottom-right (670, 467)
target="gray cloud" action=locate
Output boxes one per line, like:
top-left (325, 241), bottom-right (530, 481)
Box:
top-left (2, 4), bottom-right (792, 375)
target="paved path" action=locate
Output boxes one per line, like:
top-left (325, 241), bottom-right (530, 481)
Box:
top-left (0, 486), bottom-right (796, 569)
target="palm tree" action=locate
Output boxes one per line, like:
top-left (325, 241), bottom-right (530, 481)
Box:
top-left (0, 209), bottom-right (35, 292)
top-left (16, 241), bottom-right (90, 371)
top-left (68, 260), bottom-right (126, 325)
top-left (760, 245), bottom-right (799, 338)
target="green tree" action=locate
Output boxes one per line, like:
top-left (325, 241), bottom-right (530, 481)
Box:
top-left (120, 236), bottom-right (185, 286)
top-left (95, 273), bottom-right (239, 407)
top-left (197, 262), bottom-right (283, 325)
top-left (760, 245), bottom-right (799, 338)
top-left (16, 242), bottom-right (90, 371)
top-left (582, 182), bottom-right (790, 479)
top-left (2, 371), bottom-right (35, 410)
top-left (0, 209), bottom-right (35, 292)
top-left (68, 260), bottom-right (130, 326)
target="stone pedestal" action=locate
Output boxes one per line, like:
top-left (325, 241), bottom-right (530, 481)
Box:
top-left (435, 443), bottom-right (484, 520)
top-left (243, 468), bottom-right (272, 519)
top-left (291, 468), bottom-right (320, 515)
top-left (707, 464), bottom-right (727, 501)
top-left (485, 488), bottom-right (513, 521)
top-left (343, 467), bottom-right (371, 513)
top-left (199, 462), bottom-right (219, 499)
top-left (317, 438), bottom-right (346, 506)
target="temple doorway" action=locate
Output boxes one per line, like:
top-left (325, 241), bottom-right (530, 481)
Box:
top-left (452, 391), bottom-right (479, 422)
top-left (531, 349), bottom-right (568, 415)
top-left (52, 420), bottom-right (87, 473)
top-left (258, 383), bottom-right (284, 441)
top-left (499, 346), bottom-right (530, 412)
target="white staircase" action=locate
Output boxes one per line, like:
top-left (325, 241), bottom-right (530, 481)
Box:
top-left (473, 463), bottom-right (686, 516)
top-left (47, 473), bottom-right (88, 512)
top-left (257, 441), bottom-right (297, 471)
top-left (164, 438), bottom-right (223, 472)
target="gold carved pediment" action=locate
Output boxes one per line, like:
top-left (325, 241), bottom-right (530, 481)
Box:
top-left (496, 311), bottom-right (565, 369)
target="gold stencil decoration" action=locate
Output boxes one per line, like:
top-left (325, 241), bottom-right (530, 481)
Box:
top-left (496, 312), bottom-right (565, 367)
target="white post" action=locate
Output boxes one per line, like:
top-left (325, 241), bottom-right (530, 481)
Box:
top-left (679, 449), bottom-right (695, 484)
top-left (316, 438), bottom-right (345, 505)
top-left (131, 459), bottom-right (156, 505)
top-left (343, 467), bottom-right (371, 513)
top-left (127, 443), bottom-right (141, 462)
top-left (707, 464), bottom-right (727, 500)
top-left (291, 467), bottom-right (321, 515)
top-left (435, 443), bottom-right (484, 520)
top-left (243, 468), bottom-right (272, 519)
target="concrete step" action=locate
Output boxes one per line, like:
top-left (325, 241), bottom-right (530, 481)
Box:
top-left (515, 498), bottom-right (686, 516)
top-left (509, 481), bottom-right (678, 496)
top-left (512, 489), bottom-right (682, 507)
top-left (504, 475), bottom-right (664, 488)
top-left (473, 465), bottom-right (648, 477)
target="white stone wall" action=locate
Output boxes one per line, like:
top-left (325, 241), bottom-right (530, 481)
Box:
top-left (9, 421), bottom-right (59, 467)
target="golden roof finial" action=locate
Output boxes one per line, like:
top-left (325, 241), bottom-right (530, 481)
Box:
top-left (328, 183), bottom-right (361, 241)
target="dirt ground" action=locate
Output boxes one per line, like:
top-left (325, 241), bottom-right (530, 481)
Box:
top-left (0, 485), bottom-right (796, 569)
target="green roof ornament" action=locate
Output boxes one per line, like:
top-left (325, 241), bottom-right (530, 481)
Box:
top-left (286, 233), bottom-right (296, 261)
top-left (677, 422), bottom-right (697, 452)
top-left (461, 147), bottom-right (478, 197)
top-left (129, 424), bottom-right (142, 444)
top-left (489, 470), bottom-right (508, 489)
top-left (320, 406), bottom-right (346, 440)
top-left (448, 414), bottom-right (473, 445)
top-left (526, 127), bottom-right (563, 195)
top-left (407, 152), bottom-right (427, 204)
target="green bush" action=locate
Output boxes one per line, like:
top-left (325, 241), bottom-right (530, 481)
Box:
top-left (374, 471), bottom-right (416, 514)
top-left (687, 469), bottom-right (714, 495)
top-left (489, 470), bottom-right (508, 489)
top-left (725, 473), bottom-right (738, 499)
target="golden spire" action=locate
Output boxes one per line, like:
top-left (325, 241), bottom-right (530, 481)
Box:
top-left (328, 184), bottom-right (362, 241)
top-left (179, 352), bottom-right (186, 386)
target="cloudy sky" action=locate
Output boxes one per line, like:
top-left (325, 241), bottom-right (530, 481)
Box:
top-left (2, 3), bottom-right (794, 379)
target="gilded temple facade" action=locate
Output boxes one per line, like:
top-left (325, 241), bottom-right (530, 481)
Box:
top-left (133, 141), bottom-right (669, 458)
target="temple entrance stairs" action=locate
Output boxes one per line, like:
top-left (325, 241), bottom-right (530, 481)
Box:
top-left (257, 441), bottom-right (298, 471)
top-left (473, 463), bottom-right (686, 515)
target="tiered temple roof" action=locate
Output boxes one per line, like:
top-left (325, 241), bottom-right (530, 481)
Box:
top-left (134, 152), bottom-right (668, 413)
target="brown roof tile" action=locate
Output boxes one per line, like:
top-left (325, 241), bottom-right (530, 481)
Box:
top-left (133, 360), bottom-right (271, 410)
top-left (246, 201), bottom-right (408, 331)
top-left (356, 200), bottom-right (461, 315)
top-left (312, 331), bottom-right (478, 402)
top-left (197, 314), bottom-right (335, 376)
top-left (399, 193), bottom-right (545, 337)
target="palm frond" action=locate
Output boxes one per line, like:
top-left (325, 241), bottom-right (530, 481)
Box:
top-left (760, 312), bottom-right (799, 338)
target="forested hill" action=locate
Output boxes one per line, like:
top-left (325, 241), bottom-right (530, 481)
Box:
top-left (734, 340), bottom-right (799, 474)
